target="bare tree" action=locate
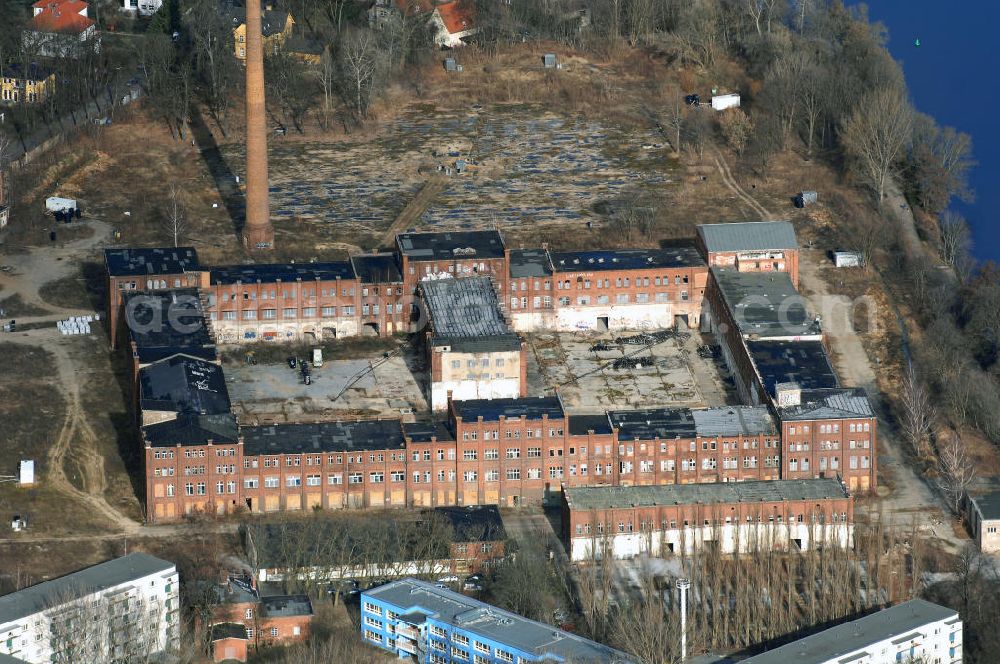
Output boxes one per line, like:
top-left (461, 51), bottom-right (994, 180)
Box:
top-left (612, 580), bottom-right (677, 664)
top-left (937, 432), bottom-right (976, 514)
top-left (45, 585), bottom-right (165, 663)
top-left (900, 363), bottom-right (933, 458)
top-left (719, 107), bottom-right (753, 156)
top-left (659, 83), bottom-right (686, 154)
top-left (841, 87), bottom-right (914, 206)
top-left (938, 210), bottom-right (971, 269)
top-left (165, 184), bottom-right (187, 248)
top-left (316, 46), bottom-right (337, 129)
top-left (337, 28), bottom-right (386, 120)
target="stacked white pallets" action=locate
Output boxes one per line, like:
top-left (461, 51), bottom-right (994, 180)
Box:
top-left (57, 314), bottom-right (95, 335)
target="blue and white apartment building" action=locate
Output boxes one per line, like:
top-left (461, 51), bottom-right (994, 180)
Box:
top-left (361, 578), bottom-right (635, 664)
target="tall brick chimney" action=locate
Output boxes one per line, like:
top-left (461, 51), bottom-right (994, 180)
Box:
top-left (242, 0), bottom-right (274, 251)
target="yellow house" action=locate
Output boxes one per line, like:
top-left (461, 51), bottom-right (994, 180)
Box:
top-left (1, 63), bottom-right (56, 104)
top-left (228, 5), bottom-right (295, 61)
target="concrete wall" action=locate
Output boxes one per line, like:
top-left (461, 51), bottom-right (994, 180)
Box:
top-left (210, 318), bottom-right (358, 344)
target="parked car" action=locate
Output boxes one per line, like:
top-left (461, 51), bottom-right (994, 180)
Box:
top-left (463, 574), bottom-right (483, 591)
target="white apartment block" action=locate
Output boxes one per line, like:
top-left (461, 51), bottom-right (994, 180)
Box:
top-left (742, 599), bottom-right (962, 664)
top-left (0, 553), bottom-right (179, 664)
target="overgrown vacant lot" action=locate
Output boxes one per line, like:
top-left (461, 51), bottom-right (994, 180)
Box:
top-left (0, 343), bottom-right (65, 466)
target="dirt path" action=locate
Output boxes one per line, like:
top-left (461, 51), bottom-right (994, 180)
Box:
top-left (798, 253), bottom-right (960, 549)
top-left (883, 179), bottom-right (922, 260)
top-left (377, 174), bottom-right (448, 249)
top-left (711, 148), bottom-right (771, 219)
top-left (1, 328), bottom-right (139, 532)
top-left (709, 146), bottom-right (961, 548)
top-left (0, 218), bottom-right (145, 534)
top-left (0, 219), bottom-right (112, 321)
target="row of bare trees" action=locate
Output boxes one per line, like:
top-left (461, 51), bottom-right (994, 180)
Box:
top-left (571, 516), bottom-right (925, 664)
top-left (243, 511), bottom-right (455, 597)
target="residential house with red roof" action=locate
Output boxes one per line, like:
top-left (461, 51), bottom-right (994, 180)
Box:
top-left (369, 0), bottom-right (477, 48)
top-left (431, 0), bottom-right (477, 48)
top-left (24, 0), bottom-right (100, 58)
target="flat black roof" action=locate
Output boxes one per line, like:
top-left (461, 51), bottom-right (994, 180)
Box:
top-left (748, 340), bottom-right (838, 396)
top-left (432, 505), bottom-right (507, 542)
top-left (509, 248), bottom-right (552, 278)
top-left (397, 230), bottom-right (506, 261)
top-left (610, 408), bottom-right (696, 440)
top-left (352, 253), bottom-right (403, 284)
top-left (551, 244), bottom-right (704, 272)
top-left (242, 420), bottom-right (406, 455)
top-left (452, 396), bottom-right (564, 422)
top-left (433, 334), bottom-right (523, 353)
top-left (139, 355), bottom-right (231, 416)
top-left (105, 247), bottom-right (200, 277)
top-left (210, 623), bottom-right (247, 642)
top-left (143, 413), bottom-right (239, 447)
top-left (261, 595), bottom-right (313, 618)
top-left (210, 261), bottom-right (355, 285)
top-left (123, 290), bottom-right (215, 355)
top-left (711, 268), bottom-right (817, 338)
top-left (568, 414), bottom-right (613, 436)
top-left (403, 420), bottom-right (455, 443)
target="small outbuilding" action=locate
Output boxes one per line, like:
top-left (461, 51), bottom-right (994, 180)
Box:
top-left (832, 251), bottom-right (862, 268)
top-left (543, 53), bottom-right (557, 68)
top-left (711, 93), bottom-right (741, 111)
top-left (964, 490), bottom-right (1000, 552)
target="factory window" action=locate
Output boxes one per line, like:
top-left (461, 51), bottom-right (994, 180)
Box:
top-left (262, 309), bottom-right (276, 319)
top-left (303, 307), bottom-right (316, 317)
top-left (242, 310), bottom-right (256, 320)
top-left (616, 294), bottom-right (629, 304)
top-left (636, 293), bottom-right (649, 303)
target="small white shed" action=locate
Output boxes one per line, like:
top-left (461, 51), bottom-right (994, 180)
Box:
top-left (19, 460), bottom-right (35, 486)
top-left (711, 93), bottom-right (741, 111)
top-left (833, 251), bottom-right (862, 268)
top-left (45, 197), bottom-right (77, 213)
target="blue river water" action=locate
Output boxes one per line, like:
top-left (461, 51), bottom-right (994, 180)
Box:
top-left (858, 2), bottom-right (999, 263)
top-left (868, 0), bottom-right (1000, 262)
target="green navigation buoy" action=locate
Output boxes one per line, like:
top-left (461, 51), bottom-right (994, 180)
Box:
top-left (914, 38), bottom-right (921, 47)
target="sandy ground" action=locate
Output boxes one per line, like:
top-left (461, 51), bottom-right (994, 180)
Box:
top-left (525, 329), bottom-right (735, 412)
top-left (226, 348), bottom-right (429, 422)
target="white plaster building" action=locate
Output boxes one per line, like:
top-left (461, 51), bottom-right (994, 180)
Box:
top-left (421, 277), bottom-right (526, 411)
top-left (0, 553), bottom-right (179, 664)
top-left (741, 599), bottom-right (962, 664)
top-left (562, 479), bottom-right (854, 562)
